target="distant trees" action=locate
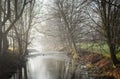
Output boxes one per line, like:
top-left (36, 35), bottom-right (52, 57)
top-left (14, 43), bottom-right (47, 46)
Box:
top-left (53, 0), bottom-right (89, 57)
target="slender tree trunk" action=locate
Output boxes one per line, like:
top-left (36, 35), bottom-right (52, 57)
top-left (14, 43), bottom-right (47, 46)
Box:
top-left (3, 33), bottom-right (9, 53)
top-left (19, 67), bottom-right (22, 79)
top-left (0, 32), bottom-right (2, 53)
top-left (71, 38), bottom-right (78, 54)
top-left (109, 44), bottom-right (120, 67)
top-left (0, 0), bottom-right (2, 54)
top-left (24, 64), bottom-right (28, 79)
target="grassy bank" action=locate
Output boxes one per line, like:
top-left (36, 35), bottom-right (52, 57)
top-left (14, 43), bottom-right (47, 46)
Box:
top-left (79, 42), bottom-right (120, 59)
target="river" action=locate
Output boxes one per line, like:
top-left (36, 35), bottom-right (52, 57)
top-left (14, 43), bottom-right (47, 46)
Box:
top-left (10, 50), bottom-right (104, 79)
top-left (26, 50), bottom-right (96, 79)
top-left (27, 50), bottom-right (68, 79)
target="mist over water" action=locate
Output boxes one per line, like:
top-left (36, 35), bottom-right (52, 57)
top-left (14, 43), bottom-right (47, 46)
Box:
top-left (27, 25), bottom-right (67, 79)
top-left (27, 51), bottom-right (67, 79)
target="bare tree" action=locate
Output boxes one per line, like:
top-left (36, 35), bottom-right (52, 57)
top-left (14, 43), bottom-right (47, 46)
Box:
top-left (0, 0), bottom-right (35, 54)
top-left (90, 0), bottom-right (120, 66)
top-left (53, 0), bottom-right (88, 55)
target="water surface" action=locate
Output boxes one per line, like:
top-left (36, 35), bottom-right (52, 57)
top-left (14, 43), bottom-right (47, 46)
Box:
top-left (27, 51), bottom-right (67, 79)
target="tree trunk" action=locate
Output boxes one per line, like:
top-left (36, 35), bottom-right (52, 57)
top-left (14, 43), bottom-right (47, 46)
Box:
top-left (0, 0), bottom-right (2, 54)
top-left (3, 33), bottom-right (9, 53)
top-left (0, 33), bottom-right (9, 54)
top-left (109, 44), bottom-right (120, 67)
top-left (24, 63), bottom-right (28, 79)
top-left (0, 33), bottom-right (2, 53)
top-left (19, 67), bottom-right (22, 79)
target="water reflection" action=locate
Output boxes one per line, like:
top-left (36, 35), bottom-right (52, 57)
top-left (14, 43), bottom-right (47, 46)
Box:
top-left (27, 51), bottom-right (97, 79)
top-left (27, 53), bottom-right (66, 79)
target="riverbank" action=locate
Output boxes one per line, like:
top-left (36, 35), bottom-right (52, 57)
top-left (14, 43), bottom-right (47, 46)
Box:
top-left (75, 51), bottom-right (120, 79)
top-left (0, 51), bottom-right (26, 79)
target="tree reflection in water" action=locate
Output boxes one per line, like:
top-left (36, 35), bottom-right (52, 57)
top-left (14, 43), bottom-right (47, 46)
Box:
top-left (27, 54), bottom-right (66, 79)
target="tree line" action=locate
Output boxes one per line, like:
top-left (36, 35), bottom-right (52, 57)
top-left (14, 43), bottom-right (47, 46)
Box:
top-left (0, 0), bottom-right (35, 57)
top-left (0, 0), bottom-right (120, 68)
top-left (50, 0), bottom-right (120, 67)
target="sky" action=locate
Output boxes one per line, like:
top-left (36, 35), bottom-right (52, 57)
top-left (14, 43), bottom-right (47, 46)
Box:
top-left (29, 0), bottom-right (58, 51)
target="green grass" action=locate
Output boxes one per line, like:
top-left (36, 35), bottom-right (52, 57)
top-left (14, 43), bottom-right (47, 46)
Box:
top-left (80, 42), bottom-right (109, 53)
top-left (116, 53), bottom-right (120, 59)
top-left (79, 42), bottom-right (120, 59)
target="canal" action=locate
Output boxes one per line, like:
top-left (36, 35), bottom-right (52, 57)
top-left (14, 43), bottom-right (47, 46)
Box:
top-left (10, 50), bottom-right (111, 79)
top-left (26, 50), bottom-right (96, 79)
top-left (27, 50), bottom-right (68, 79)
